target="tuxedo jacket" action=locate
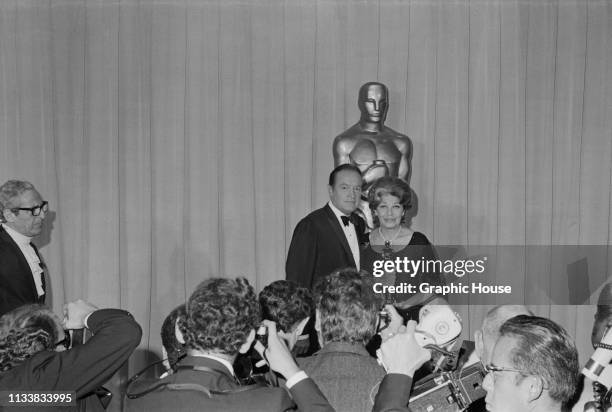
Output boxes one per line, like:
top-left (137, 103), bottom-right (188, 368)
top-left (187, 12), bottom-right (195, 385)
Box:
top-left (124, 356), bottom-right (334, 412)
top-left (0, 225), bottom-right (45, 316)
top-left (286, 204), bottom-right (367, 289)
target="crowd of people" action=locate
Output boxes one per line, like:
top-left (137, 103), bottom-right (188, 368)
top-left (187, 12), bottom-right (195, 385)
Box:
top-left (0, 158), bottom-right (611, 411)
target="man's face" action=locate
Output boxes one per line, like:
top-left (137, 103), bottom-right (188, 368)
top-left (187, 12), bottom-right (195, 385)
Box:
top-left (483, 336), bottom-right (529, 412)
top-left (3, 189), bottom-right (46, 237)
top-left (360, 84), bottom-right (388, 124)
top-left (328, 170), bottom-right (362, 215)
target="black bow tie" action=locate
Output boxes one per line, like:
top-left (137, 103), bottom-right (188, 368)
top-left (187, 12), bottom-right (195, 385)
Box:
top-left (341, 215), bottom-right (356, 227)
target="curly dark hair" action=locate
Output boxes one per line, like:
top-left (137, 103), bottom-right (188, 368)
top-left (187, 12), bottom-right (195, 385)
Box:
top-left (0, 304), bottom-right (61, 372)
top-left (314, 268), bottom-right (382, 345)
top-left (0, 327), bottom-right (54, 371)
top-left (367, 177), bottom-right (411, 226)
top-left (179, 278), bottom-right (260, 356)
top-left (259, 280), bottom-right (313, 333)
top-left (161, 304), bottom-right (186, 367)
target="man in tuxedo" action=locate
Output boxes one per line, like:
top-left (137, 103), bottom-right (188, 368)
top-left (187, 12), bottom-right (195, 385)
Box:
top-left (286, 164), bottom-right (367, 289)
top-left (0, 180), bottom-right (49, 316)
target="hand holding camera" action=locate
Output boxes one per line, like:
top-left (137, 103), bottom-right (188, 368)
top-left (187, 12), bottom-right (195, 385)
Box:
top-left (377, 320), bottom-right (432, 376)
top-left (62, 299), bottom-right (98, 330)
top-left (379, 303), bottom-right (462, 348)
top-left (253, 320), bottom-right (301, 380)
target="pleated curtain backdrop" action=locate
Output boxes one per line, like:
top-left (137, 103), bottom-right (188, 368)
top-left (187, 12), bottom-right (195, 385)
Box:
top-left (0, 1), bottom-right (611, 409)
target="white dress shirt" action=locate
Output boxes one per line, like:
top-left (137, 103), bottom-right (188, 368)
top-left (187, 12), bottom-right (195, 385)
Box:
top-left (328, 201), bottom-right (360, 269)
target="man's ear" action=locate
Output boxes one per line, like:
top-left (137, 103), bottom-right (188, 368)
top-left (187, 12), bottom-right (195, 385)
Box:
top-left (474, 330), bottom-right (484, 361)
top-left (525, 375), bottom-right (545, 402)
top-left (175, 319), bottom-right (185, 344)
top-left (2, 208), bottom-right (15, 223)
top-left (328, 185), bottom-right (334, 198)
top-left (238, 329), bottom-right (256, 354)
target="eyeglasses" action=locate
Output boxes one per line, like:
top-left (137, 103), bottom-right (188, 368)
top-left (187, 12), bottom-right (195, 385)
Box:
top-left (484, 363), bottom-right (524, 375)
top-left (483, 363), bottom-right (549, 390)
top-left (11, 201), bottom-right (48, 217)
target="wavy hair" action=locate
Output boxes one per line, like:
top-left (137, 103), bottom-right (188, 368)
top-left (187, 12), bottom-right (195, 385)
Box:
top-left (500, 315), bottom-right (579, 405)
top-left (259, 280), bottom-right (313, 333)
top-left (314, 268), bottom-right (381, 345)
top-left (0, 304), bottom-right (61, 371)
top-left (179, 278), bottom-right (260, 356)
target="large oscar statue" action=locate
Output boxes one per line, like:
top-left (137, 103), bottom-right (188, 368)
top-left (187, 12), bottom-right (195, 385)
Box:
top-left (333, 82), bottom-right (412, 228)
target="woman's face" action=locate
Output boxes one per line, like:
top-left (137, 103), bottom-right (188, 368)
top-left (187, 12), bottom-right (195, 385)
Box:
top-left (375, 194), bottom-right (404, 230)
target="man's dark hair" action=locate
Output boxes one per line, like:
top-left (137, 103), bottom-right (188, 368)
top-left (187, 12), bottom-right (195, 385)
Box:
top-left (0, 304), bottom-right (61, 371)
top-left (500, 315), bottom-right (579, 405)
top-left (328, 164), bottom-right (362, 186)
top-left (314, 268), bottom-right (381, 345)
top-left (259, 280), bottom-right (313, 333)
top-left (179, 278), bottom-right (260, 356)
top-left (161, 304), bottom-right (186, 367)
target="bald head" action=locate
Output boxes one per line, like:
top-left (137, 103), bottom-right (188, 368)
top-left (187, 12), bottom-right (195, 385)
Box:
top-left (475, 305), bottom-right (532, 363)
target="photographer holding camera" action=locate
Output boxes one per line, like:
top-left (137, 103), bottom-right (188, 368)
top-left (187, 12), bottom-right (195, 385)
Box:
top-left (125, 277), bottom-right (333, 412)
top-left (0, 300), bottom-right (142, 410)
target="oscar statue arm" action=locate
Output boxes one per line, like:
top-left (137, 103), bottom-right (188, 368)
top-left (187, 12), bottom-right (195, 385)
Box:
top-left (333, 133), bottom-right (357, 167)
top-left (393, 135), bottom-right (411, 182)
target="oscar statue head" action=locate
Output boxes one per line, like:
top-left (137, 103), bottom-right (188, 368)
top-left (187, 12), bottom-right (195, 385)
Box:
top-left (358, 82), bottom-right (389, 126)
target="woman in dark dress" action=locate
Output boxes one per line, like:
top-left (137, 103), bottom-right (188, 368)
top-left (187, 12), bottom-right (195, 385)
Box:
top-left (361, 177), bottom-right (443, 306)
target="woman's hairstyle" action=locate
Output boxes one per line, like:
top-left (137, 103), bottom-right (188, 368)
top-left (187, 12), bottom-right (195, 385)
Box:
top-left (314, 268), bottom-right (381, 345)
top-left (179, 278), bottom-right (260, 356)
top-left (367, 177), bottom-right (412, 226)
top-left (0, 304), bottom-right (62, 371)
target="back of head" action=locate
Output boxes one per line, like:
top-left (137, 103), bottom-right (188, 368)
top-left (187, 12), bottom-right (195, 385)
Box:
top-left (179, 278), bottom-right (259, 356)
top-left (161, 304), bottom-right (186, 367)
top-left (0, 304), bottom-right (62, 371)
top-left (259, 280), bottom-right (313, 334)
top-left (499, 315), bottom-right (579, 405)
top-left (314, 268), bottom-right (381, 345)
top-left (479, 305), bottom-right (532, 362)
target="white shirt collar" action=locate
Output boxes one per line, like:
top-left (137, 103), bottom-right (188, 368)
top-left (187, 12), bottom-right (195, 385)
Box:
top-left (2, 223), bottom-right (32, 246)
top-left (328, 201), bottom-right (350, 221)
top-left (193, 353), bottom-right (235, 376)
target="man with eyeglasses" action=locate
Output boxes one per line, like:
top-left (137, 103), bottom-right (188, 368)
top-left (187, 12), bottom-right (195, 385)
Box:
top-left (0, 180), bottom-right (49, 316)
top-left (482, 315), bottom-right (580, 412)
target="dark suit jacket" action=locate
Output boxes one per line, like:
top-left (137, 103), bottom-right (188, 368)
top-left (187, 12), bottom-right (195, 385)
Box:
top-left (0, 309), bottom-right (142, 411)
top-left (124, 356), bottom-right (333, 412)
top-left (298, 341), bottom-right (385, 412)
top-left (286, 204), bottom-right (367, 289)
top-left (0, 226), bottom-right (45, 316)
